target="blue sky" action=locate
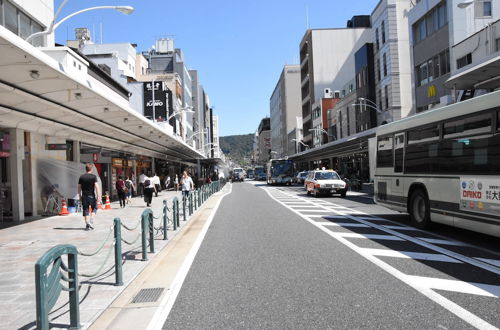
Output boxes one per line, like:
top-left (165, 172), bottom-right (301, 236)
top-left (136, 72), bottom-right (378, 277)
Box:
top-left (55, 0), bottom-right (379, 136)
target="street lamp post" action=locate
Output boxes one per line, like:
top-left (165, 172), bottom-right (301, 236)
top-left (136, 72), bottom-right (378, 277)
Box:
top-left (309, 128), bottom-right (334, 144)
top-left (351, 103), bottom-right (383, 114)
top-left (25, 1), bottom-right (134, 43)
top-left (166, 107), bottom-right (194, 121)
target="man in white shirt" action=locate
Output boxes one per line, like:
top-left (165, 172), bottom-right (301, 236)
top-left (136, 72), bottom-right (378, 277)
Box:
top-left (153, 173), bottom-right (161, 197)
top-left (139, 172), bottom-right (146, 197)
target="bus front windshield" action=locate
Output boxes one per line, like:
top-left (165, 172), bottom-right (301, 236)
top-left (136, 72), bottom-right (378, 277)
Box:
top-left (272, 162), bottom-right (293, 176)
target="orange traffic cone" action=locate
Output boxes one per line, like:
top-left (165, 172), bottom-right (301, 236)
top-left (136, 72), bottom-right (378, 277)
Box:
top-left (59, 199), bottom-right (70, 216)
top-left (104, 194), bottom-right (112, 210)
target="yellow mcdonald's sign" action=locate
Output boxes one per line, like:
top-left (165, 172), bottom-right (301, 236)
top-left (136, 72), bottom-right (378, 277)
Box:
top-left (427, 85), bottom-right (437, 98)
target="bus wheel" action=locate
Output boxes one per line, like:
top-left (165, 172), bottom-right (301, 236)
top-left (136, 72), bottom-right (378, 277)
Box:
top-left (409, 189), bottom-right (430, 229)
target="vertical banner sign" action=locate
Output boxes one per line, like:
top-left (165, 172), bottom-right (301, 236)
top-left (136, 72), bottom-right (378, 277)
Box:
top-left (460, 176), bottom-right (500, 216)
top-left (143, 81), bottom-right (169, 121)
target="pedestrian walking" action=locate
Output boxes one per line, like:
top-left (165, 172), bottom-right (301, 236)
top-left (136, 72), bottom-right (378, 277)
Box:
top-left (143, 172), bottom-right (156, 207)
top-left (78, 163), bottom-right (101, 231)
top-left (174, 174), bottom-right (179, 192)
top-left (139, 171), bottom-right (146, 197)
top-left (181, 171), bottom-right (194, 203)
top-left (165, 175), bottom-right (171, 190)
top-left (153, 173), bottom-right (161, 197)
top-left (125, 176), bottom-right (134, 204)
top-left (116, 176), bottom-right (127, 208)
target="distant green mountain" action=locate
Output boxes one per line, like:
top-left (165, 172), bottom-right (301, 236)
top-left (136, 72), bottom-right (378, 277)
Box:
top-left (219, 133), bottom-right (253, 166)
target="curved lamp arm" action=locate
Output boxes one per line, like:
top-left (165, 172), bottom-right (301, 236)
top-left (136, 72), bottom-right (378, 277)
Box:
top-left (351, 103), bottom-right (383, 114)
top-left (25, 5), bottom-right (134, 43)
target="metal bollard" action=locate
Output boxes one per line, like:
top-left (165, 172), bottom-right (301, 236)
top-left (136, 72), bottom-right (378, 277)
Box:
top-left (189, 192), bottom-right (193, 215)
top-left (182, 197), bottom-right (187, 221)
top-left (148, 212), bottom-right (154, 253)
top-left (172, 198), bottom-right (177, 231)
top-left (113, 218), bottom-right (123, 286)
top-left (141, 211), bottom-right (148, 261)
top-left (198, 189), bottom-right (201, 207)
top-left (162, 200), bottom-right (168, 240)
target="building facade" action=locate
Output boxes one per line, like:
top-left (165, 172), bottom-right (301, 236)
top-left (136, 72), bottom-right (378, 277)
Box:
top-left (370, 0), bottom-right (413, 122)
top-left (299, 23), bottom-right (372, 147)
top-left (269, 65), bottom-right (302, 158)
top-left (257, 118), bottom-right (271, 163)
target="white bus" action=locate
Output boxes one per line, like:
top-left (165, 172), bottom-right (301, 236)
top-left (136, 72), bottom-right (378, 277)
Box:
top-left (374, 90), bottom-right (500, 237)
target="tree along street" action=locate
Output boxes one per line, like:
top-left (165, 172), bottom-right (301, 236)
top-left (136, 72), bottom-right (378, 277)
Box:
top-left (163, 182), bottom-right (500, 329)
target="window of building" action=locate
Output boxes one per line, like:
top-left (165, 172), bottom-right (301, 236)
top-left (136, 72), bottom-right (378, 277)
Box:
top-left (4, 0), bottom-right (18, 34)
top-left (496, 38), bottom-right (500, 52)
top-left (418, 19), bottom-right (427, 41)
top-left (0, 0), bottom-right (3, 26)
top-left (378, 89), bottom-right (382, 111)
top-left (438, 1), bottom-right (447, 28)
top-left (383, 53), bottom-right (387, 77)
top-left (439, 49), bottom-right (450, 75)
top-left (381, 20), bottom-right (386, 44)
top-left (384, 85), bottom-right (389, 109)
top-left (426, 12), bottom-right (435, 36)
top-left (475, 0), bottom-right (492, 17)
top-left (375, 28), bottom-right (380, 50)
top-left (19, 11), bottom-right (31, 39)
top-left (427, 58), bottom-right (434, 82)
top-left (376, 59), bottom-right (381, 81)
top-left (433, 55), bottom-right (440, 78)
top-left (457, 53), bottom-right (472, 69)
top-left (417, 62), bottom-right (428, 86)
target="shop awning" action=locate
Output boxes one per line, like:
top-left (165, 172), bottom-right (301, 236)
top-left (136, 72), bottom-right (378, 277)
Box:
top-left (444, 55), bottom-right (500, 90)
top-left (0, 26), bottom-right (205, 161)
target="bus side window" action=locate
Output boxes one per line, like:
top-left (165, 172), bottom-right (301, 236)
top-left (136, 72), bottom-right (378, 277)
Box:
top-left (377, 135), bottom-right (393, 168)
top-left (394, 133), bottom-right (404, 173)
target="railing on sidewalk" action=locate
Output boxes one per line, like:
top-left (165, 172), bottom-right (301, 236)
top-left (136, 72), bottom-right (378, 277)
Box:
top-left (34, 180), bottom-right (225, 329)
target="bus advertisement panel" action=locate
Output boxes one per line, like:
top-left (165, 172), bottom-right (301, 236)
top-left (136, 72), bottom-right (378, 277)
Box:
top-left (460, 177), bottom-right (500, 216)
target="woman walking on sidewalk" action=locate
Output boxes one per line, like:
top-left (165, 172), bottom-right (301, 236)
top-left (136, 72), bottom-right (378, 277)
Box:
top-left (125, 176), bottom-right (134, 204)
top-left (116, 176), bottom-right (127, 208)
top-left (181, 171), bottom-right (194, 203)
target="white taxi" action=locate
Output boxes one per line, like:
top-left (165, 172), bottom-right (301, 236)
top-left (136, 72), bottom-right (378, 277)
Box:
top-left (305, 170), bottom-right (347, 197)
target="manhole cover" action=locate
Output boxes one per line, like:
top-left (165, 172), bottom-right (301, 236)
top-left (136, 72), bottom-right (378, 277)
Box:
top-left (131, 288), bottom-right (165, 303)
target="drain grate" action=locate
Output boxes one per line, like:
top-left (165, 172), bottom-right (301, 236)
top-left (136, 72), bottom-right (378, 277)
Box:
top-left (131, 288), bottom-right (165, 303)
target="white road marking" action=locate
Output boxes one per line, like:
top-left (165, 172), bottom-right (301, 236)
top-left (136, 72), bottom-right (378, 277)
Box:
top-left (306, 215), bottom-right (346, 219)
top-left (406, 275), bottom-right (500, 298)
top-left (264, 187), bottom-right (500, 330)
top-left (416, 238), bottom-right (469, 246)
top-left (335, 233), bottom-right (405, 241)
top-left (360, 248), bottom-right (463, 263)
top-left (382, 225), bottom-right (421, 231)
top-left (321, 222), bottom-right (369, 228)
top-left (148, 184), bottom-right (233, 330)
top-left (475, 258), bottom-right (500, 268)
top-left (293, 209), bottom-right (333, 212)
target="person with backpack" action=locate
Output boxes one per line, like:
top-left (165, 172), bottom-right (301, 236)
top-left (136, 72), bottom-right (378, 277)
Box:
top-left (125, 176), bottom-right (134, 204)
top-left (116, 176), bottom-right (127, 208)
top-left (143, 172), bottom-right (156, 207)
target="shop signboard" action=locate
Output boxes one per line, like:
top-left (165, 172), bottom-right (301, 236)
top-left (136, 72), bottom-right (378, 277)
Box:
top-left (93, 153), bottom-right (99, 162)
top-left (144, 81), bottom-right (170, 121)
top-left (460, 176), bottom-right (500, 216)
top-left (112, 158), bottom-right (123, 167)
top-left (0, 151), bottom-right (10, 158)
top-left (46, 144), bottom-right (68, 150)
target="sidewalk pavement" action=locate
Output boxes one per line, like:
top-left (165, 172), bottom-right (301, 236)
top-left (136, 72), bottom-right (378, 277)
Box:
top-left (0, 188), bottom-right (210, 330)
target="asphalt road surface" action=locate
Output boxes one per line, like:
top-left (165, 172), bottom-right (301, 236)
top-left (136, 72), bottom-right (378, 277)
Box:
top-left (163, 181), bottom-right (500, 329)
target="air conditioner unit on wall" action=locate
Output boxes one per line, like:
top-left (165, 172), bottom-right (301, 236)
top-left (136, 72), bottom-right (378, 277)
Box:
top-left (324, 88), bottom-right (333, 98)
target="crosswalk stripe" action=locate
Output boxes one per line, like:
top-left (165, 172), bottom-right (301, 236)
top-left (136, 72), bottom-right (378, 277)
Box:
top-left (360, 248), bottom-right (462, 263)
top-left (406, 275), bottom-right (500, 298)
top-left (321, 222), bottom-right (370, 228)
top-left (382, 225), bottom-right (421, 231)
